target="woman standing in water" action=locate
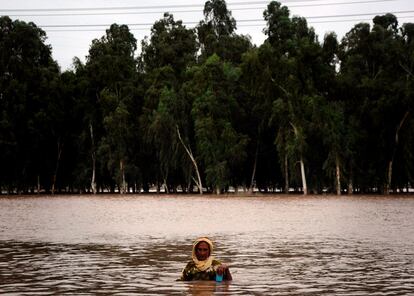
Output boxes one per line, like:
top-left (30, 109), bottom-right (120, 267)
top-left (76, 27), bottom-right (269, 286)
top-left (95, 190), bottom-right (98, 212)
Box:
top-left (180, 237), bottom-right (232, 281)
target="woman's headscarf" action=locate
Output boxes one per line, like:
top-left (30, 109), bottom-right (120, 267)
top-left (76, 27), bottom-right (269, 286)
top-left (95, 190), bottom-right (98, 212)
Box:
top-left (192, 237), bottom-right (214, 271)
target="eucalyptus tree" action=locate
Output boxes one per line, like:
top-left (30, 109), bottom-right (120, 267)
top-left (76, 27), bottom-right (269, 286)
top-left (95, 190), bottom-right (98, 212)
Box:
top-left (85, 24), bottom-right (139, 193)
top-left (0, 16), bottom-right (61, 193)
top-left (316, 98), bottom-right (350, 195)
top-left (189, 54), bottom-right (248, 194)
top-left (59, 63), bottom-right (93, 193)
top-left (386, 21), bottom-right (414, 192)
top-left (317, 32), bottom-right (350, 195)
top-left (264, 1), bottom-right (299, 193)
top-left (140, 13), bottom-right (199, 192)
top-left (239, 44), bottom-right (280, 192)
top-left (197, 0), bottom-right (252, 64)
top-left (145, 87), bottom-right (178, 192)
top-left (139, 66), bottom-right (176, 192)
top-left (395, 23), bottom-right (414, 191)
top-left (370, 15), bottom-right (411, 193)
top-left (338, 15), bottom-right (413, 193)
top-left (264, 1), bottom-right (324, 194)
top-left (36, 63), bottom-right (69, 194)
top-left (141, 13), bottom-right (198, 79)
top-left (145, 85), bottom-right (202, 193)
top-left (369, 14), bottom-right (407, 194)
top-left (337, 23), bottom-right (371, 192)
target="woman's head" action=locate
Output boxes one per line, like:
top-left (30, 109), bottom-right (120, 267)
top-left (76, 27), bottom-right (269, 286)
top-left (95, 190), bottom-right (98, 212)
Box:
top-left (192, 237), bottom-right (214, 262)
top-left (195, 241), bottom-right (210, 261)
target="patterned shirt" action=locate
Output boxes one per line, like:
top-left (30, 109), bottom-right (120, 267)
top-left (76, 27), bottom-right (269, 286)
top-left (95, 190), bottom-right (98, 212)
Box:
top-left (180, 259), bottom-right (222, 281)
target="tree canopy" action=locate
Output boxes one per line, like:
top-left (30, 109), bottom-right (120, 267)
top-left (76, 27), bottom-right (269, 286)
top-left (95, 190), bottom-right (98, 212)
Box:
top-left (1, 1), bottom-right (413, 195)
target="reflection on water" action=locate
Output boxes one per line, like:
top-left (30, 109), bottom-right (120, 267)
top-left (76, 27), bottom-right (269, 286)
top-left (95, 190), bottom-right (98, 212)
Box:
top-left (0, 195), bottom-right (414, 295)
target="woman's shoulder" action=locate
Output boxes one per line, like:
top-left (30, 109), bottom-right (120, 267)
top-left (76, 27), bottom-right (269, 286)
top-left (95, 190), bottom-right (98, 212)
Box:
top-left (212, 259), bottom-right (222, 266)
top-left (184, 261), bottom-right (196, 269)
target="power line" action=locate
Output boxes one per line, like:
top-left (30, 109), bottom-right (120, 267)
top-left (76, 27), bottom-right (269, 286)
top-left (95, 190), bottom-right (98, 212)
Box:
top-left (236, 14), bottom-right (414, 26)
top-left (0, 0), bottom-right (396, 13)
top-left (44, 15), bottom-right (414, 32)
top-left (310, 15), bottom-right (414, 23)
top-left (35, 10), bottom-right (414, 28)
top-left (0, 1), bottom-right (287, 12)
top-left (2, 0), bottom-right (397, 17)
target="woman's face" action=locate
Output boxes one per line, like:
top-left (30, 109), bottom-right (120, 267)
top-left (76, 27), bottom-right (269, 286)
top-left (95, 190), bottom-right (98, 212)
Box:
top-left (195, 241), bottom-right (210, 261)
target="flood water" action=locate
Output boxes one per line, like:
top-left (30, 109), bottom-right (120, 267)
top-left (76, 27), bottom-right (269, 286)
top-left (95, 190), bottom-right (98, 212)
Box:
top-left (0, 194), bottom-right (413, 295)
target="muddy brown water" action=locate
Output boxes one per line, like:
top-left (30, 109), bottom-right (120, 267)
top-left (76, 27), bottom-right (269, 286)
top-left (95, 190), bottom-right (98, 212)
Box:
top-left (0, 194), bottom-right (413, 295)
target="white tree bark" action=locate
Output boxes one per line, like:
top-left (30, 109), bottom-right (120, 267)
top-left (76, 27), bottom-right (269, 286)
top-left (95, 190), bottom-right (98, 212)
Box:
top-left (290, 122), bottom-right (307, 195)
top-left (249, 143), bottom-right (258, 194)
top-left (299, 157), bottom-right (307, 195)
top-left (385, 111), bottom-right (410, 195)
top-left (176, 125), bottom-right (203, 194)
top-left (335, 155), bottom-right (341, 196)
top-left (215, 186), bottom-right (221, 195)
top-left (90, 123), bottom-right (97, 194)
top-left (348, 166), bottom-right (354, 195)
top-left (163, 178), bottom-right (169, 194)
top-left (120, 159), bottom-right (126, 194)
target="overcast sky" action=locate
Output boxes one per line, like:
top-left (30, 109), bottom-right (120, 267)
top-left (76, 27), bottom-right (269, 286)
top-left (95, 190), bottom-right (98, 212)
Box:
top-left (1, 0), bottom-right (413, 71)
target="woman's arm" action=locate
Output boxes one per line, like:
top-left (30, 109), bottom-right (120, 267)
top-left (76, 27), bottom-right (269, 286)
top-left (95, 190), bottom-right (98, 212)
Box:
top-left (180, 262), bottom-right (194, 281)
top-left (217, 264), bottom-right (232, 281)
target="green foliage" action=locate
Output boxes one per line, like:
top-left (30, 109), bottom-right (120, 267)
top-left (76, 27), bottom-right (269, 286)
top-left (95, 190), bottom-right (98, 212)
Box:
top-left (139, 13), bottom-right (199, 190)
top-left (0, 16), bottom-right (61, 193)
top-left (197, 0), bottom-right (252, 64)
top-left (190, 55), bottom-right (248, 192)
top-left (83, 23), bottom-right (140, 192)
top-left (338, 12), bottom-right (413, 192)
top-left (264, 1), bottom-right (298, 51)
top-left (141, 13), bottom-right (197, 78)
top-left (1, 2), bottom-right (413, 194)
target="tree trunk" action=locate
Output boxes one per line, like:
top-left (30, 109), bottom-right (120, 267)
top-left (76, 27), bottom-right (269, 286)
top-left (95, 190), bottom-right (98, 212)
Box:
top-left (299, 156), bottom-right (307, 195)
top-left (348, 165), bottom-right (354, 195)
top-left (186, 166), bottom-right (192, 193)
top-left (90, 123), bottom-right (97, 195)
top-left (385, 111), bottom-right (410, 195)
top-left (284, 154), bottom-right (289, 194)
top-left (385, 160), bottom-right (393, 195)
top-left (162, 167), bottom-right (169, 194)
top-left (215, 186), bottom-right (221, 195)
top-left (37, 175), bottom-right (40, 194)
top-left (163, 178), bottom-right (169, 194)
top-left (249, 143), bottom-right (259, 194)
top-left (176, 125), bottom-right (203, 194)
top-left (290, 121), bottom-right (307, 195)
top-left (51, 139), bottom-right (63, 195)
top-left (120, 159), bottom-right (126, 194)
top-left (335, 155), bottom-right (341, 196)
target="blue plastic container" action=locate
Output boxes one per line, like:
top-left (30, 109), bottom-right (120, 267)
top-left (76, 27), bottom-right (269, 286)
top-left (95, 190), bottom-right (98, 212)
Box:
top-left (215, 273), bottom-right (223, 282)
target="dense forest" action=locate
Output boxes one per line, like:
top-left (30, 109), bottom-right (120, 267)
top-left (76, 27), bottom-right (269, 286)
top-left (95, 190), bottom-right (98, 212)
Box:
top-left (1, 0), bottom-right (413, 195)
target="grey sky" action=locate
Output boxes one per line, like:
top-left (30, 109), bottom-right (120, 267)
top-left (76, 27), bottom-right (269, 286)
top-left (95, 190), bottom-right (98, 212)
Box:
top-left (1, 0), bottom-right (413, 71)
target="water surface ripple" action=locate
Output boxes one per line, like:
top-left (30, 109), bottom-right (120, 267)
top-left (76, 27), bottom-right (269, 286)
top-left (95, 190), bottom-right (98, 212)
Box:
top-left (0, 195), bottom-right (413, 295)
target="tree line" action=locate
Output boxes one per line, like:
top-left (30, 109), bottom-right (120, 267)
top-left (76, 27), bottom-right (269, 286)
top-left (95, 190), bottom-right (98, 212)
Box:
top-left (1, 0), bottom-right (413, 195)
